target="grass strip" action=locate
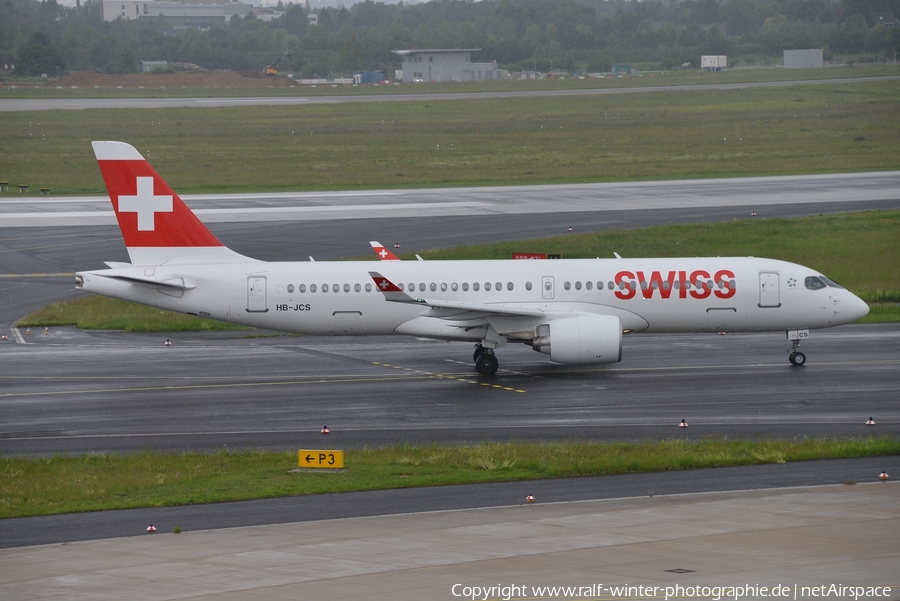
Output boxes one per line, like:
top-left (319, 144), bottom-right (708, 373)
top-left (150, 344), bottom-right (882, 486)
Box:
top-left (19, 211), bottom-right (900, 330)
top-left (1, 79), bottom-right (898, 194)
top-left (6, 65), bottom-right (900, 99)
top-left (18, 296), bottom-right (248, 332)
top-left (2, 438), bottom-right (897, 519)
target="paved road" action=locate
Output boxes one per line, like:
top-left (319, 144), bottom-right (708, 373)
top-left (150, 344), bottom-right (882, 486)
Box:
top-left (2, 75), bottom-right (899, 111)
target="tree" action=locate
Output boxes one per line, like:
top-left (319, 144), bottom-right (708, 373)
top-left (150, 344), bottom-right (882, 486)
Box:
top-left (15, 29), bottom-right (66, 76)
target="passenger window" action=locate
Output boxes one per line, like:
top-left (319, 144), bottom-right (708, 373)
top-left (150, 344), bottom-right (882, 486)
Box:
top-left (473, 282), bottom-right (480, 291)
top-left (365, 283), bottom-right (372, 292)
top-left (343, 283), bottom-right (350, 292)
top-left (805, 276), bottom-right (827, 290)
top-left (408, 283), bottom-right (414, 291)
top-left (430, 283), bottom-right (437, 292)
top-left (586, 281), bottom-right (593, 290)
top-left (463, 282), bottom-right (469, 291)
top-left (354, 283), bottom-right (361, 292)
top-left (333, 284), bottom-right (340, 293)
top-left (419, 283), bottom-right (426, 292)
top-left (299, 284), bottom-right (306, 293)
top-left (495, 282), bottom-right (502, 291)
top-left (441, 283), bottom-right (447, 292)
top-left (526, 282), bottom-right (532, 291)
top-left (507, 282), bottom-right (514, 291)
top-left (608, 281), bottom-right (614, 290)
top-left (310, 284), bottom-right (317, 293)
top-left (287, 284), bottom-right (294, 293)
top-left (398, 283), bottom-right (405, 291)
top-left (485, 282), bottom-right (492, 291)
top-left (451, 283), bottom-right (458, 291)
top-left (564, 281), bottom-right (571, 290)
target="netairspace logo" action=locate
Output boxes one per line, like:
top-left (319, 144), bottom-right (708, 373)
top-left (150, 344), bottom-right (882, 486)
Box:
top-left (450, 583), bottom-right (894, 601)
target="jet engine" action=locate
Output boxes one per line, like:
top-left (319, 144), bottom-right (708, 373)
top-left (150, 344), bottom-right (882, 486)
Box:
top-left (528, 314), bottom-right (623, 364)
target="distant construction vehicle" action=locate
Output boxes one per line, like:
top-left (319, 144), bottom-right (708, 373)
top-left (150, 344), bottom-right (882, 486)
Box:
top-left (265, 51), bottom-right (294, 76)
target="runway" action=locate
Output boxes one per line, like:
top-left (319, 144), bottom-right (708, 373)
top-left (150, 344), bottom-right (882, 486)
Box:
top-left (2, 75), bottom-right (899, 112)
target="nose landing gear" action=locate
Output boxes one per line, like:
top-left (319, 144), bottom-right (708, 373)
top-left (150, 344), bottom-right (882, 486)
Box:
top-left (787, 329), bottom-right (809, 366)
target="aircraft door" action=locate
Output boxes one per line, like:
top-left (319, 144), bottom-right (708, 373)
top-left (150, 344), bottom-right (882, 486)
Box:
top-left (542, 276), bottom-right (555, 300)
top-left (247, 276), bottom-right (268, 312)
top-left (758, 272), bottom-right (780, 308)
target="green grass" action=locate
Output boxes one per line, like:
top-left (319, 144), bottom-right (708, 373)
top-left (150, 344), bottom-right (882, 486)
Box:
top-left (5, 64), bottom-right (898, 98)
top-left (2, 438), bottom-right (896, 518)
top-left (18, 295), bottom-right (248, 332)
top-left (0, 78), bottom-right (897, 194)
top-left (19, 210), bottom-right (900, 329)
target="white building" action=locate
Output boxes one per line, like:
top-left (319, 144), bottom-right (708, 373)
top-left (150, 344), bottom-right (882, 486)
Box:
top-left (392, 49), bottom-right (499, 83)
top-left (701, 55), bottom-right (727, 70)
top-left (101, 0), bottom-right (251, 25)
top-left (784, 49), bottom-right (824, 69)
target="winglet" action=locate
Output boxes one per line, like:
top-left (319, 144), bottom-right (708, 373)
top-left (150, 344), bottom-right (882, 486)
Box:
top-left (370, 241), bottom-right (400, 261)
top-left (369, 271), bottom-right (419, 303)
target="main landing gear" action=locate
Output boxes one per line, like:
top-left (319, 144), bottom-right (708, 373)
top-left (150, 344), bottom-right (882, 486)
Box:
top-left (787, 330), bottom-right (808, 366)
top-left (473, 343), bottom-right (499, 376)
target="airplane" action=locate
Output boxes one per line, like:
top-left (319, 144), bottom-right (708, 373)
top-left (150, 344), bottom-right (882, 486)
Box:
top-left (370, 241), bottom-right (400, 261)
top-left (75, 141), bottom-right (870, 376)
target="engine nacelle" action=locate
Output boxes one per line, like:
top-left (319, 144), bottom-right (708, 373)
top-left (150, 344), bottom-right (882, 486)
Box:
top-left (529, 314), bottom-right (623, 364)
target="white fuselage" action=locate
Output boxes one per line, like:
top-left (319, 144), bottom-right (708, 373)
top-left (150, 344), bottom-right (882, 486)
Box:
top-left (78, 256), bottom-right (869, 341)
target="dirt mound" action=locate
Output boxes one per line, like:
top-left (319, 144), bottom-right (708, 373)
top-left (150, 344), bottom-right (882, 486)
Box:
top-left (54, 71), bottom-right (299, 89)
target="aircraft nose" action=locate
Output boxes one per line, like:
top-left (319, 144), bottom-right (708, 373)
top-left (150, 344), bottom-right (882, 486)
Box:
top-left (847, 292), bottom-right (870, 322)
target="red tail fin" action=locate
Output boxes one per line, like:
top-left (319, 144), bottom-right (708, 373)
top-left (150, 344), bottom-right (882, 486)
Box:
top-left (92, 141), bottom-right (255, 266)
top-left (93, 141), bottom-right (222, 248)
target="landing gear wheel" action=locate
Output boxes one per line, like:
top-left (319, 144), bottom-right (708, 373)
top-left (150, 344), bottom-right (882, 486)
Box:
top-left (789, 352), bottom-right (806, 366)
top-left (475, 352), bottom-right (499, 376)
top-left (473, 343), bottom-right (484, 362)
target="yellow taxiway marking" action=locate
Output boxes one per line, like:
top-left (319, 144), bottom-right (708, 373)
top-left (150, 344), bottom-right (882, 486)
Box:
top-left (372, 361), bottom-right (525, 392)
top-left (0, 273), bottom-right (74, 278)
top-left (0, 375), bottom-right (434, 399)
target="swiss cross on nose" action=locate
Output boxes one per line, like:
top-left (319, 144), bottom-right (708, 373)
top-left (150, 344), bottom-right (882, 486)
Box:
top-left (118, 176), bottom-right (173, 231)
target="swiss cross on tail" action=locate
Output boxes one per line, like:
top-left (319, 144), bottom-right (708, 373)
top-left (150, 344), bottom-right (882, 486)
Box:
top-left (92, 141), bottom-right (223, 249)
top-left (369, 241), bottom-right (400, 261)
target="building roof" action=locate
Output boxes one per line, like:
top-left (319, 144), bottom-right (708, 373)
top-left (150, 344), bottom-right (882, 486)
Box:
top-left (392, 49), bottom-right (481, 56)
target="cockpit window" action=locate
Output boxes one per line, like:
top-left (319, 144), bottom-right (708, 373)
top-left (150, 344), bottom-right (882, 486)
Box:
top-left (820, 275), bottom-right (844, 289)
top-left (805, 276), bottom-right (826, 290)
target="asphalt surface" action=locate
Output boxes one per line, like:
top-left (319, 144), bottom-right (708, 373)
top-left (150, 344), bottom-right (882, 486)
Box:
top-left (2, 75), bottom-right (899, 112)
top-left (1, 324), bottom-right (898, 456)
top-left (1, 457), bottom-right (897, 549)
top-left (1, 173), bottom-right (898, 551)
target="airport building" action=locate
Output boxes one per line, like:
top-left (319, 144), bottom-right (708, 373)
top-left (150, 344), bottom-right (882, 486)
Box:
top-left (101, 0), bottom-right (252, 26)
top-left (783, 49), bottom-right (824, 69)
top-left (392, 49), bottom-right (499, 83)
